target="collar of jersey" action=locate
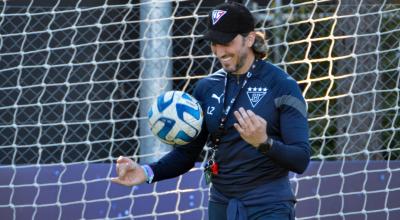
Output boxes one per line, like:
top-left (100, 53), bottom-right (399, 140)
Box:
top-left (225, 59), bottom-right (262, 79)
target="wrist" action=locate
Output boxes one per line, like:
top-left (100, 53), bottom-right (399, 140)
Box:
top-left (141, 165), bottom-right (154, 184)
top-left (256, 136), bottom-right (268, 148)
top-left (257, 137), bottom-right (273, 155)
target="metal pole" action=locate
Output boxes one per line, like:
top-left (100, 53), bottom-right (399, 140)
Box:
top-left (274, 0), bottom-right (282, 63)
top-left (139, 0), bottom-right (172, 163)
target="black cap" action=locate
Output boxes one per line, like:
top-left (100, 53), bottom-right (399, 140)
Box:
top-left (203, 2), bottom-right (255, 44)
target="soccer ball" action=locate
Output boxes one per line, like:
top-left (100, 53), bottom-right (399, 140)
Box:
top-left (148, 91), bottom-right (203, 145)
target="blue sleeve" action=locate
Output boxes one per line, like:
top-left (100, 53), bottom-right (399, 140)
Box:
top-left (148, 81), bottom-right (209, 182)
top-left (267, 79), bottom-right (310, 174)
top-left (149, 125), bottom-right (207, 182)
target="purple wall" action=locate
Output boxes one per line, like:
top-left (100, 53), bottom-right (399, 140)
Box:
top-left (1, 161), bottom-right (399, 219)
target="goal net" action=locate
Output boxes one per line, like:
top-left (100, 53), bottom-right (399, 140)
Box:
top-left (0, 0), bottom-right (399, 219)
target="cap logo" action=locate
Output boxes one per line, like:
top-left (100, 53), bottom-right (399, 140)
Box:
top-left (211, 10), bottom-right (227, 25)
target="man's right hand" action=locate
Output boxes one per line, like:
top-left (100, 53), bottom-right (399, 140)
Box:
top-left (111, 156), bottom-right (147, 186)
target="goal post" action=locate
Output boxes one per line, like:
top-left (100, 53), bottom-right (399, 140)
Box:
top-left (0, 0), bottom-right (399, 219)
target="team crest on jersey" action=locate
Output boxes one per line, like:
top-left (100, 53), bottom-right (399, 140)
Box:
top-left (246, 87), bottom-right (268, 107)
top-left (212, 10), bottom-right (227, 25)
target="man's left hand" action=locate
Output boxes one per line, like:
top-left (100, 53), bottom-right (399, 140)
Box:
top-left (233, 107), bottom-right (268, 148)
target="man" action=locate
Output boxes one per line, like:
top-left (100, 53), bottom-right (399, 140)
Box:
top-left (112, 2), bottom-right (310, 220)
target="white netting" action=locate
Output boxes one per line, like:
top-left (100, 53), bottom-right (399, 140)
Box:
top-left (0, 0), bottom-right (399, 219)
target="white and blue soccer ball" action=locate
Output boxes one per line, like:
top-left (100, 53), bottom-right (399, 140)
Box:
top-left (148, 91), bottom-right (203, 146)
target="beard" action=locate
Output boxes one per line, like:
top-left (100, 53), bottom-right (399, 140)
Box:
top-left (221, 49), bottom-right (248, 74)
